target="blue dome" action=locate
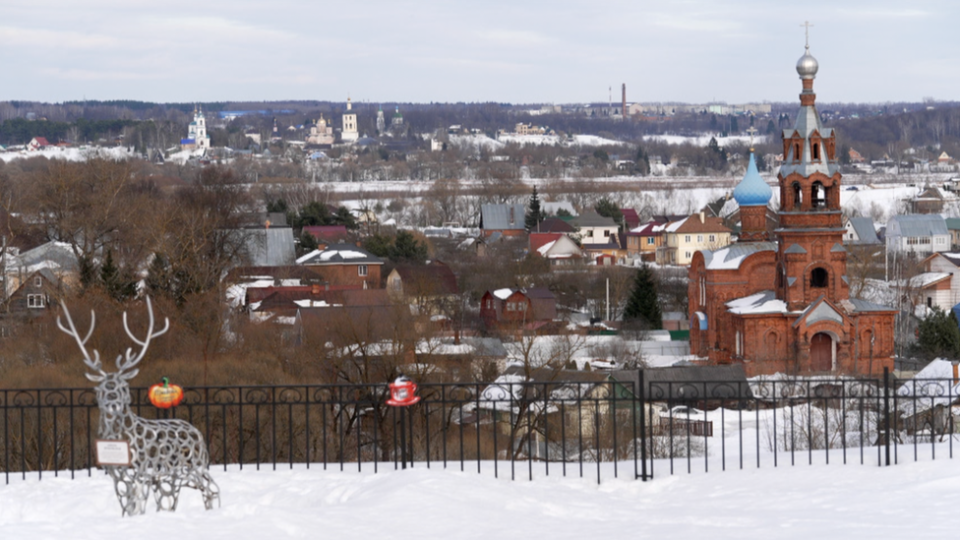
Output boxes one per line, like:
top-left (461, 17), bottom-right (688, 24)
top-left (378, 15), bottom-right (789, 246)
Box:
top-left (733, 152), bottom-right (772, 207)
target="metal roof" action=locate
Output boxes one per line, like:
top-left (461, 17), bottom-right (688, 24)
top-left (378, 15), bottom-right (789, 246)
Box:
top-left (243, 229), bottom-right (296, 266)
top-left (847, 217), bottom-right (880, 244)
top-left (887, 214), bottom-right (948, 237)
top-left (480, 204), bottom-right (526, 231)
top-left (574, 211), bottom-right (618, 228)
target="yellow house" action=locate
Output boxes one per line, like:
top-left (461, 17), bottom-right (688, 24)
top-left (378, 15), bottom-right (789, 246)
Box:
top-left (657, 212), bottom-right (732, 266)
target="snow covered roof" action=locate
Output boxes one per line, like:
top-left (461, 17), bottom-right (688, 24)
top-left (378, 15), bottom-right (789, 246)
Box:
top-left (296, 243), bottom-right (382, 265)
top-left (726, 291), bottom-right (788, 315)
top-left (909, 272), bottom-right (951, 289)
top-left (702, 242), bottom-right (776, 270)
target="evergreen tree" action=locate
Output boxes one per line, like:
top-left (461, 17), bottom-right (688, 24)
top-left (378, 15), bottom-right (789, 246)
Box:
top-left (525, 186), bottom-right (544, 230)
top-left (917, 307), bottom-right (960, 359)
top-left (100, 250), bottom-right (137, 302)
top-left (595, 197), bottom-right (623, 226)
top-left (78, 254), bottom-right (98, 292)
top-left (390, 230), bottom-right (428, 263)
top-left (623, 265), bottom-right (662, 330)
top-left (635, 146), bottom-right (651, 176)
top-left (145, 252), bottom-right (173, 298)
top-left (299, 230), bottom-right (319, 254)
top-left (265, 198), bottom-right (288, 213)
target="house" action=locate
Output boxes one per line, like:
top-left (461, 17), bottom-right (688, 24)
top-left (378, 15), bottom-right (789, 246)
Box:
top-left (3, 269), bottom-right (64, 319)
top-left (843, 217), bottom-right (881, 245)
top-left (386, 261), bottom-right (460, 315)
top-left (302, 225), bottom-right (351, 244)
top-left (479, 204), bottom-right (526, 238)
top-left (4, 241), bottom-right (79, 297)
top-left (909, 252), bottom-right (960, 311)
top-left (625, 222), bottom-right (663, 261)
top-left (27, 137), bottom-right (51, 151)
top-left (529, 233), bottom-right (583, 266)
top-left (620, 209), bottom-right (641, 230)
top-left (238, 228), bottom-right (296, 267)
top-left (296, 243), bottom-right (384, 289)
top-left (909, 186), bottom-right (947, 214)
top-left (480, 287), bottom-right (557, 328)
top-left (945, 218), bottom-right (960, 250)
top-left (885, 215), bottom-right (950, 256)
top-left (533, 218), bottom-right (577, 234)
top-left (573, 211), bottom-right (619, 246)
top-left (657, 212), bottom-right (732, 266)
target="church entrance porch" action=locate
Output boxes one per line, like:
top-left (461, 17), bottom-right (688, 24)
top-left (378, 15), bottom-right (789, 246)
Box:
top-left (810, 332), bottom-right (834, 372)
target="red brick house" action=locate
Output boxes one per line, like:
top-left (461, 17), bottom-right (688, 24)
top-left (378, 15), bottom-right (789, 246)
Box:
top-left (687, 49), bottom-right (896, 377)
top-left (480, 287), bottom-right (557, 328)
top-left (296, 243), bottom-right (383, 289)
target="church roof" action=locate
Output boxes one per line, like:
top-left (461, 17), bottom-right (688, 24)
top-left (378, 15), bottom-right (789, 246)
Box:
top-left (848, 298), bottom-right (898, 313)
top-left (732, 152), bottom-right (772, 207)
top-left (726, 291), bottom-right (787, 315)
top-left (701, 241), bottom-right (776, 270)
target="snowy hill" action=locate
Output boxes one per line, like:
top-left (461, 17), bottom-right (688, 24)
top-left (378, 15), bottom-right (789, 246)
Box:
top-left (1, 456), bottom-right (957, 539)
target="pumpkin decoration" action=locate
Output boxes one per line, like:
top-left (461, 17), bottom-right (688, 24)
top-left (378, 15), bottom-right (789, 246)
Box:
top-left (149, 377), bottom-right (184, 409)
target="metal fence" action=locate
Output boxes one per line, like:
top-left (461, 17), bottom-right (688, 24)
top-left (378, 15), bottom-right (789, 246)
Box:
top-left (2, 368), bottom-right (957, 485)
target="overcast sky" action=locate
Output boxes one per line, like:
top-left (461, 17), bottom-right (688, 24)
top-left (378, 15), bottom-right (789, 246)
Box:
top-left (0, 0), bottom-right (956, 105)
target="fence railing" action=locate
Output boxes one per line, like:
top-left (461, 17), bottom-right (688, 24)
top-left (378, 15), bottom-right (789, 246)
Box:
top-left (2, 368), bottom-right (957, 485)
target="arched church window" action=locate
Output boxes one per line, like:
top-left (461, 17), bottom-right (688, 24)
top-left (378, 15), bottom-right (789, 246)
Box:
top-left (811, 267), bottom-right (828, 288)
top-left (792, 182), bottom-right (802, 210)
top-left (812, 142), bottom-right (820, 161)
top-left (794, 142), bottom-right (801, 162)
top-left (812, 181), bottom-right (825, 209)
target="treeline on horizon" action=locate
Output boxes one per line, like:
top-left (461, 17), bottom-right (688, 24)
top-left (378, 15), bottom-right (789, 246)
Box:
top-left (0, 99), bottom-right (959, 164)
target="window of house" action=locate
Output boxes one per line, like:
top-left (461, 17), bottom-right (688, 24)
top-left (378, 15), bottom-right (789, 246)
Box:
top-left (709, 235), bottom-right (715, 242)
top-left (697, 235), bottom-right (703, 243)
top-left (685, 251), bottom-right (691, 259)
top-left (647, 237), bottom-right (655, 245)
top-left (358, 265), bottom-right (368, 276)
top-left (927, 297), bottom-right (933, 308)
top-left (27, 294), bottom-right (44, 308)
top-left (604, 230), bottom-right (610, 237)
top-left (33, 277), bottom-right (42, 288)
top-left (684, 235), bottom-right (691, 243)
top-left (586, 230), bottom-right (593, 237)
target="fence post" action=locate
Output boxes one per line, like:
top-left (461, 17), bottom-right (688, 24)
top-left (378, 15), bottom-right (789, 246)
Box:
top-left (638, 369), bottom-right (649, 481)
top-left (883, 367), bottom-right (891, 467)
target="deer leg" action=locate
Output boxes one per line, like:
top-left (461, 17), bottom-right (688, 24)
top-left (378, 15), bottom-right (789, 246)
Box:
top-left (198, 469), bottom-right (221, 510)
top-left (153, 474), bottom-right (180, 512)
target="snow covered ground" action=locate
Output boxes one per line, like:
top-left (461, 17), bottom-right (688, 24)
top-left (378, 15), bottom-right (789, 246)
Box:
top-left (2, 452), bottom-right (957, 539)
top-left (0, 145), bottom-right (136, 163)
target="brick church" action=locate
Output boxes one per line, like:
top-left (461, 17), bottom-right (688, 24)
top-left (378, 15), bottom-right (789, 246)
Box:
top-left (688, 43), bottom-right (897, 376)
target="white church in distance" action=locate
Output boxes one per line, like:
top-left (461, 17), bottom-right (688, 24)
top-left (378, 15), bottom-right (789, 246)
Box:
top-left (181, 106), bottom-right (211, 151)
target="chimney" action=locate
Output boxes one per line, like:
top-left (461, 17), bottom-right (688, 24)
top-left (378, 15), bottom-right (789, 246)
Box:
top-left (699, 211), bottom-right (705, 223)
top-left (311, 284), bottom-right (321, 295)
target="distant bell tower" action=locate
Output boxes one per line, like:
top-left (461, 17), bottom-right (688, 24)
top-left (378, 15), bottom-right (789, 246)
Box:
top-left (376, 106), bottom-right (385, 136)
top-left (342, 97), bottom-right (359, 143)
top-left (775, 25), bottom-right (847, 310)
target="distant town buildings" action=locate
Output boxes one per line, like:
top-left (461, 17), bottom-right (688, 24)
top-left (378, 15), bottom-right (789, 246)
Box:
top-left (181, 106), bottom-right (210, 151)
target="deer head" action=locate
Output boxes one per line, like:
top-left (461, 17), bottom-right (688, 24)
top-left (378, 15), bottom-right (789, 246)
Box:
top-left (58, 297), bottom-right (170, 416)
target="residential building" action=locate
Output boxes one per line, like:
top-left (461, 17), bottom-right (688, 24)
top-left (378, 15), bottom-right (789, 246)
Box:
top-left (296, 243), bottom-right (383, 289)
top-left (909, 253), bottom-right (960, 312)
top-left (625, 222), bottom-right (663, 261)
top-left (885, 215), bottom-right (950, 255)
top-left (529, 233), bottom-right (583, 266)
top-left (657, 212), bottom-right (732, 266)
top-left (945, 218), bottom-right (960, 250)
top-left (480, 287), bottom-right (557, 329)
top-left (386, 260), bottom-right (460, 315)
top-left (479, 204), bottom-right (526, 238)
top-left (843, 217), bottom-right (881, 245)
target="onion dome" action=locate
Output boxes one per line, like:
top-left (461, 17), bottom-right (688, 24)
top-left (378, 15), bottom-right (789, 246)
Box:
top-left (796, 48), bottom-right (818, 80)
top-left (733, 152), bottom-right (772, 207)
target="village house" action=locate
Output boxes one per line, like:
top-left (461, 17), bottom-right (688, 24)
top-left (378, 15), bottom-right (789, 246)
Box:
top-left (386, 260), bottom-right (460, 315)
top-left (296, 243), bottom-right (383, 289)
top-left (906, 252), bottom-right (960, 312)
top-left (885, 214), bottom-right (950, 256)
top-left (657, 212), bottom-right (732, 266)
top-left (479, 204), bottom-right (526, 238)
top-left (687, 47), bottom-right (897, 376)
top-left (529, 233), bottom-right (583, 266)
top-left (480, 287), bottom-right (557, 329)
top-left (843, 217), bottom-right (881, 245)
top-left (625, 222), bottom-right (663, 261)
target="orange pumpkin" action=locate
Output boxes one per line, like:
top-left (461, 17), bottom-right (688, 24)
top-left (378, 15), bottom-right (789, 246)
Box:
top-left (149, 377), bottom-right (184, 409)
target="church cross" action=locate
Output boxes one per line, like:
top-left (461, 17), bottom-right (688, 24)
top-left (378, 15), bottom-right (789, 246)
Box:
top-left (801, 21), bottom-right (814, 50)
top-left (747, 127), bottom-right (758, 150)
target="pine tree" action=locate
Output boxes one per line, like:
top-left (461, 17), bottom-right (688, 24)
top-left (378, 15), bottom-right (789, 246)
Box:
top-left (525, 187), bottom-right (543, 230)
top-left (917, 307), bottom-right (960, 359)
top-left (100, 250), bottom-right (137, 302)
top-left (623, 264), bottom-right (662, 330)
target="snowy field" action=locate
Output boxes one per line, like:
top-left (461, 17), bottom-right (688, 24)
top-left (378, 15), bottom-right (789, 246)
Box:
top-left (1, 454), bottom-right (957, 539)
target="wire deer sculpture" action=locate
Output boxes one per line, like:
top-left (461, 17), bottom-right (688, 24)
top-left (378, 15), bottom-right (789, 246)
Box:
top-left (58, 297), bottom-right (220, 516)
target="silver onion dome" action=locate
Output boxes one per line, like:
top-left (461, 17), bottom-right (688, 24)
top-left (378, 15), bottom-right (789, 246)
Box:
top-left (796, 49), bottom-right (818, 79)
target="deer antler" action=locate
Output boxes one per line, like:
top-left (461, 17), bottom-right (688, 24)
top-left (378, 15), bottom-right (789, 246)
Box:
top-left (56, 302), bottom-right (103, 377)
top-left (116, 296), bottom-right (169, 374)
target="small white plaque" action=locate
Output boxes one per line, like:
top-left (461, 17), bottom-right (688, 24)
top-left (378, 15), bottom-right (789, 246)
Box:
top-left (96, 440), bottom-right (131, 466)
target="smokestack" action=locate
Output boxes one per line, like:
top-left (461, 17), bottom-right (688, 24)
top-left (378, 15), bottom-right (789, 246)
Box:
top-left (622, 84), bottom-right (627, 120)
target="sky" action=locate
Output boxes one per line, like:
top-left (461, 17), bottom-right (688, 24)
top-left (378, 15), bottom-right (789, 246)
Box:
top-left (0, 0), bottom-right (957, 105)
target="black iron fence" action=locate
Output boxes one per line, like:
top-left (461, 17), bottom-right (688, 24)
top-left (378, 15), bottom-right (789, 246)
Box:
top-left (2, 368), bottom-right (958, 485)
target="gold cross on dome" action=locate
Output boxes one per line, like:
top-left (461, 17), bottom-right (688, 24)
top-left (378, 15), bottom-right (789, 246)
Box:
top-left (801, 21), bottom-right (814, 49)
top-left (747, 127), bottom-right (758, 151)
